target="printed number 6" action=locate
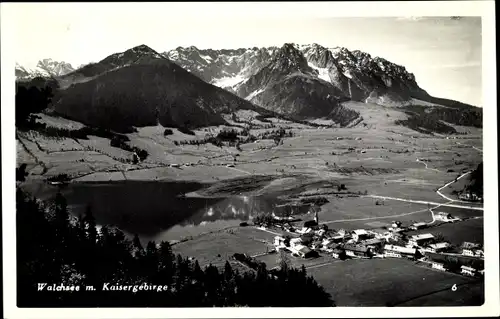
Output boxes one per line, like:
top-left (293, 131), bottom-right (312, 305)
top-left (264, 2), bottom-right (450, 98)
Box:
top-left (451, 284), bottom-right (457, 291)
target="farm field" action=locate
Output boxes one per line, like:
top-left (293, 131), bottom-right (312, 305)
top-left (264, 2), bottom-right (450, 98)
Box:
top-left (407, 218), bottom-right (484, 246)
top-left (19, 114), bottom-right (483, 190)
top-left (313, 197), bottom-right (433, 228)
top-left (173, 228), bottom-right (272, 267)
top-left (398, 280), bottom-right (484, 306)
top-left (255, 251), bottom-right (334, 270)
top-left (307, 258), bottom-right (482, 306)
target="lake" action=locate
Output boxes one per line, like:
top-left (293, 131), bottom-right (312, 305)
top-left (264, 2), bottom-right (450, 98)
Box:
top-left (20, 180), bottom-right (313, 243)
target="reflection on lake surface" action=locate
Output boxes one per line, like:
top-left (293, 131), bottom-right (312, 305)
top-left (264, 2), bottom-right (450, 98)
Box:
top-left (22, 180), bottom-right (313, 242)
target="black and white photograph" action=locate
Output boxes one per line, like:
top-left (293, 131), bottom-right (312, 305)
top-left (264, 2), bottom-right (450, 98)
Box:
top-left (2, 1), bottom-right (498, 318)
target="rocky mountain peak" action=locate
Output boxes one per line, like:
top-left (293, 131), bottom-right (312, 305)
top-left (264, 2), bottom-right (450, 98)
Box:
top-left (270, 43), bottom-right (310, 72)
top-left (301, 43), bottom-right (338, 69)
top-left (130, 44), bottom-right (158, 54)
top-left (16, 59), bottom-right (75, 80)
top-left (99, 44), bottom-right (165, 68)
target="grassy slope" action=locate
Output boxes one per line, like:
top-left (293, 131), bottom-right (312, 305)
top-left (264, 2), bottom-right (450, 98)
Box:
top-left (307, 258), bottom-right (481, 306)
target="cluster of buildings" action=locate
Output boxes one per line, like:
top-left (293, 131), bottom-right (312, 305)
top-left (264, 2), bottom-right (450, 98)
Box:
top-left (459, 192), bottom-right (482, 202)
top-left (461, 242), bottom-right (484, 258)
top-left (269, 214), bottom-right (484, 277)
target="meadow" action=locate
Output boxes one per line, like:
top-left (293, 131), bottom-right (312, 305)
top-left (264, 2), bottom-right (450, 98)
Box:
top-left (307, 258), bottom-right (482, 306)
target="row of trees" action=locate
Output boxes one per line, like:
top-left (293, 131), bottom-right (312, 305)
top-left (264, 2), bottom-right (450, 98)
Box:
top-left (17, 187), bottom-right (334, 307)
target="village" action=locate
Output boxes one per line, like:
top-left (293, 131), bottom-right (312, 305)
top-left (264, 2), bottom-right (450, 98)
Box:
top-left (237, 208), bottom-right (485, 278)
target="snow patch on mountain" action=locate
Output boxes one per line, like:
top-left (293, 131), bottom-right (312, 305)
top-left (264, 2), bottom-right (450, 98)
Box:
top-left (211, 75), bottom-right (246, 89)
top-left (307, 62), bottom-right (331, 83)
top-left (199, 54), bottom-right (213, 63)
top-left (342, 70), bottom-right (353, 79)
top-left (245, 88), bottom-right (264, 100)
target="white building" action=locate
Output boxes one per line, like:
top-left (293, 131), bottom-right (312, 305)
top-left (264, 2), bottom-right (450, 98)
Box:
top-left (329, 233), bottom-right (345, 243)
top-left (297, 227), bottom-right (313, 235)
top-left (289, 244), bottom-right (314, 258)
top-left (391, 221), bottom-right (403, 228)
top-left (332, 248), bottom-right (344, 259)
top-left (434, 212), bottom-right (459, 222)
top-left (352, 229), bottom-right (370, 242)
top-left (315, 229), bottom-right (326, 237)
top-left (461, 265), bottom-right (476, 276)
top-left (384, 245), bottom-right (416, 258)
top-left (461, 242), bottom-right (483, 258)
top-left (409, 222), bottom-right (427, 230)
top-left (426, 242), bottom-right (451, 253)
top-left (274, 236), bottom-right (286, 247)
top-left (432, 262), bottom-right (446, 271)
top-left (290, 238), bottom-right (302, 248)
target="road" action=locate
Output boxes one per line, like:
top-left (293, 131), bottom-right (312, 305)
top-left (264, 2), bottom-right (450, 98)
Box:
top-left (319, 207), bottom-right (432, 226)
top-left (456, 141), bottom-right (483, 153)
top-left (227, 166), bottom-right (252, 175)
top-left (364, 195), bottom-right (483, 211)
top-left (436, 171), bottom-right (472, 202)
top-left (416, 158), bottom-right (440, 173)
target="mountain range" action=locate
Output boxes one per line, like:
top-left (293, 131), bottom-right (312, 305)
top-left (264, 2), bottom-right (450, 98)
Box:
top-left (15, 59), bottom-right (76, 80)
top-left (15, 43), bottom-right (482, 132)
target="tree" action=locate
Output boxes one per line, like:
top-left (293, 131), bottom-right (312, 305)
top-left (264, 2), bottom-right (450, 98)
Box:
top-left (15, 82), bottom-right (54, 127)
top-left (444, 256), bottom-right (461, 273)
top-left (284, 236), bottom-right (291, 247)
top-left (434, 233), bottom-right (446, 243)
top-left (132, 234), bottom-right (143, 257)
top-left (16, 187), bottom-right (337, 307)
top-left (16, 163), bottom-right (28, 182)
top-left (278, 250), bottom-right (291, 274)
top-left (83, 205), bottom-right (98, 244)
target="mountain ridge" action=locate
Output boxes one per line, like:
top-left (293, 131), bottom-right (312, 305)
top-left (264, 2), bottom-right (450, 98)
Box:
top-left (16, 59), bottom-right (75, 80)
top-left (16, 43), bottom-right (481, 135)
top-left (164, 43), bottom-right (479, 111)
top-left (50, 45), bottom-right (274, 132)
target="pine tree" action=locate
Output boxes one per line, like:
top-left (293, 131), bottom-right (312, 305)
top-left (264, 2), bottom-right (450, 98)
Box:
top-left (83, 205), bottom-right (98, 244)
top-left (278, 249), bottom-right (291, 274)
top-left (158, 241), bottom-right (175, 285)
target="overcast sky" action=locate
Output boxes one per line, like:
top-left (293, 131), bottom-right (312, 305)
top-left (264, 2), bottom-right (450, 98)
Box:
top-left (6, 3), bottom-right (483, 106)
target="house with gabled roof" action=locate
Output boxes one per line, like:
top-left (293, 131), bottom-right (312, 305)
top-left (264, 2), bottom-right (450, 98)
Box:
top-left (408, 233), bottom-right (435, 247)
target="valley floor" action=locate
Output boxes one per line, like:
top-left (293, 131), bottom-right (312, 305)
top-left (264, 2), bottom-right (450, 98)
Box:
top-left (16, 108), bottom-right (484, 306)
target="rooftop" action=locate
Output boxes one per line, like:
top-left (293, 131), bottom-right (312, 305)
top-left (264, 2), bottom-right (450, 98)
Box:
top-left (461, 265), bottom-right (477, 271)
top-left (352, 229), bottom-right (368, 235)
top-left (412, 222), bottom-right (427, 227)
top-left (411, 233), bottom-right (434, 240)
top-left (364, 238), bottom-right (384, 245)
top-left (462, 242), bottom-right (481, 249)
top-left (429, 242), bottom-right (450, 249)
top-left (297, 245), bottom-right (312, 254)
top-left (436, 211), bottom-right (451, 216)
top-left (344, 244), bottom-right (370, 253)
top-left (384, 244), bottom-right (416, 255)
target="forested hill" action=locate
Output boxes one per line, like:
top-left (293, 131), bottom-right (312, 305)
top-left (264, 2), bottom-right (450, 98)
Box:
top-left (16, 187), bottom-right (334, 307)
top-left (464, 162), bottom-right (483, 198)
